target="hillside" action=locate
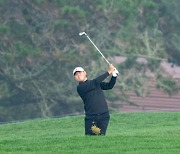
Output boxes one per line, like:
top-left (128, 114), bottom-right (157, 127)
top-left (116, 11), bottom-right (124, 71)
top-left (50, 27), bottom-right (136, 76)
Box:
top-left (0, 112), bottom-right (180, 153)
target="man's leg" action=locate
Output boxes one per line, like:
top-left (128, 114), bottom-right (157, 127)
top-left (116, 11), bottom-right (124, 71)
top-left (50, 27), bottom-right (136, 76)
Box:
top-left (97, 113), bottom-right (110, 135)
top-left (85, 116), bottom-right (96, 135)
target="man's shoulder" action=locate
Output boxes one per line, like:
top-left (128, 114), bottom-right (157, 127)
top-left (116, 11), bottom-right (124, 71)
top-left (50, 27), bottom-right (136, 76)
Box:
top-left (78, 80), bottom-right (92, 85)
top-left (77, 80), bottom-right (93, 90)
top-left (77, 81), bottom-right (88, 88)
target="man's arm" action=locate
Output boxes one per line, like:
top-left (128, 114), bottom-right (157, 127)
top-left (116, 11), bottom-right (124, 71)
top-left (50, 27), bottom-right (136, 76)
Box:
top-left (77, 64), bottom-right (115, 94)
top-left (93, 72), bottom-right (109, 85)
top-left (77, 72), bottom-right (109, 94)
top-left (100, 76), bottom-right (117, 90)
top-left (94, 64), bottom-right (115, 84)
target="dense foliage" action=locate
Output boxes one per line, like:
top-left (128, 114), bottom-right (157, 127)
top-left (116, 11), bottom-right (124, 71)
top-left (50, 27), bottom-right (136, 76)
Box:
top-left (0, 0), bottom-right (179, 121)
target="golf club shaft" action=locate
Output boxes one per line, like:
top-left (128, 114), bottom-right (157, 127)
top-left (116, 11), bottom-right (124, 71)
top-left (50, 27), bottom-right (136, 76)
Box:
top-left (84, 33), bottom-right (111, 65)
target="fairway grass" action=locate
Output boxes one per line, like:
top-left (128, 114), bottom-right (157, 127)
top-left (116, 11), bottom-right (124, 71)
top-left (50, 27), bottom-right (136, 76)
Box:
top-left (0, 112), bottom-right (180, 153)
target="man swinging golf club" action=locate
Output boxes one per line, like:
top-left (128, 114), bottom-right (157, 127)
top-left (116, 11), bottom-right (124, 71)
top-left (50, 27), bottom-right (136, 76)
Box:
top-left (73, 64), bottom-right (118, 135)
top-left (73, 32), bottom-right (119, 135)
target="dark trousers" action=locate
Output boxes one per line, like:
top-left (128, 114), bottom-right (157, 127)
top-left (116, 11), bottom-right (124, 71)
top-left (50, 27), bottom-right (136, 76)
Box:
top-left (85, 112), bottom-right (110, 136)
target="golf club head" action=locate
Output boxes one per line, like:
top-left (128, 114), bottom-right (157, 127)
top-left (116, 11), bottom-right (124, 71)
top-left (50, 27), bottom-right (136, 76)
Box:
top-left (79, 32), bottom-right (86, 36)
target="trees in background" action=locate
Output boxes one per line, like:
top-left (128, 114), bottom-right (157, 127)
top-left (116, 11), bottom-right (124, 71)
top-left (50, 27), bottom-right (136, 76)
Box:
top-left (0, 0), bottom-right (179, 121)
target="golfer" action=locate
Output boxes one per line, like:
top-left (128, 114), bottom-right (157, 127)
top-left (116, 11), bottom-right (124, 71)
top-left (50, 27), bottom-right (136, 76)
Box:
top-left (73, 64), bottom-right (118, 135)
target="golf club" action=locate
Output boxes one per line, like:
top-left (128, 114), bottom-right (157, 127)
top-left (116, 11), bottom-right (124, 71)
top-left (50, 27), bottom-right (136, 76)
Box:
top-left (79, 32), bottom-right (111, 65)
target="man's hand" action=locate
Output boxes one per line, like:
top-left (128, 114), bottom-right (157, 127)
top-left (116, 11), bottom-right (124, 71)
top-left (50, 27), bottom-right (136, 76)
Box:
top-left (108, 64), bottom-right (115, 75)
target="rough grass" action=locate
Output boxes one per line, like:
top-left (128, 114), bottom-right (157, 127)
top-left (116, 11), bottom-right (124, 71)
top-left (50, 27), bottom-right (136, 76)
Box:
top-left (0, 112), bottom-right (180, 154)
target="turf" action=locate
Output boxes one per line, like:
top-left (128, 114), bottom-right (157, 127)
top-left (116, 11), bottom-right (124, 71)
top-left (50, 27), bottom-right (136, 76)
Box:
top-left (0, 112), bottom-right (180, 153)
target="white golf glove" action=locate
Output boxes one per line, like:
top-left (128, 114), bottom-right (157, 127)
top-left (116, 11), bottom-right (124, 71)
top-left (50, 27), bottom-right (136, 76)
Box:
top-left (112, 68), bottom-right (119, 77)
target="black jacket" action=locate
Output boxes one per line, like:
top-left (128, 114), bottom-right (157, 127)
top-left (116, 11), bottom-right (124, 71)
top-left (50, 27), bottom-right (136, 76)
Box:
top-left (77, 72), bottom-right (116, 115)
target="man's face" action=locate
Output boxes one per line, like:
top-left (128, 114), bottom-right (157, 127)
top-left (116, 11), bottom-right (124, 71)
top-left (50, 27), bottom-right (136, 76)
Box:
top-left (74, 71), bottom-right (87, 82)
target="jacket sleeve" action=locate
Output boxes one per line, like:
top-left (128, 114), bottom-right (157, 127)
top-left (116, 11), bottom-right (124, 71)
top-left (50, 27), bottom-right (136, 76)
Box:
top-left (77, 72), bottom-right (109, 94)
top-left (94, 72), bottom-right (109, 84)
top-left (100, 76), bottom-right (116, 90)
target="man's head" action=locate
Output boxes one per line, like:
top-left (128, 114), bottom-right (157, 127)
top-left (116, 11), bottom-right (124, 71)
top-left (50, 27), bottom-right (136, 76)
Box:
top-left (73, 67), bottom-right (87, 82)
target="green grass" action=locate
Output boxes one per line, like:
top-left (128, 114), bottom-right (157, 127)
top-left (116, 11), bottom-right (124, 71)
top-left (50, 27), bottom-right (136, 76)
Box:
top-left (0, 112), bottom-right (180, 154)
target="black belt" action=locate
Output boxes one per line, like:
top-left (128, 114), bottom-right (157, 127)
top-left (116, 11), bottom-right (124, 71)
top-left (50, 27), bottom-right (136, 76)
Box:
top-left (86, 111), bottom-right (109, 116)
